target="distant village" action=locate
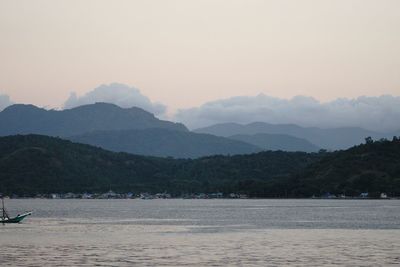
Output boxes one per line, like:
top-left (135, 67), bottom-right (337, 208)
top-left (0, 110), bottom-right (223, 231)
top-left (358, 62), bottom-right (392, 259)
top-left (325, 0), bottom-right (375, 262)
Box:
top-left (4, 191), bottom-right (248, 200)
top-left (3, 191), bottom-right (394, 199)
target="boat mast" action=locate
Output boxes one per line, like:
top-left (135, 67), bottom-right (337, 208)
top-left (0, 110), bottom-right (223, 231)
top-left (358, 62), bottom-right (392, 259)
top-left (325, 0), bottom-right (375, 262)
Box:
top-left (1, 196), bottom-right (4, 221)
top-left (1, 196), bottom-right (9, 220)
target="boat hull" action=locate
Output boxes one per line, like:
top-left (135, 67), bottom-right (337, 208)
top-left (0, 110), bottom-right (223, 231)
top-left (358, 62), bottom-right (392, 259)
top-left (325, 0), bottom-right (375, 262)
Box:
top-left (1, 212), bottom-right (32, 224)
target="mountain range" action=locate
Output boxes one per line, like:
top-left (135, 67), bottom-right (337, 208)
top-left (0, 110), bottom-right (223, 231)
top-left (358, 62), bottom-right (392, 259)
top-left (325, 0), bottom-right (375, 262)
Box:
top-left (1, 101), bottom-right (399, 197)
top-left (0, 102), bottom-right (396, 157)
top-left (0, 103), bottom-right (259, 158)
top-left (195, 122), bottom-right (392, 150)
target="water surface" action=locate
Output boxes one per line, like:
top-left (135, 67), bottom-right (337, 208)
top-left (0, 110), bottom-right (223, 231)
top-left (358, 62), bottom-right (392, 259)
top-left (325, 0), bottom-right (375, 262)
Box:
top-left (1, 199), bottom-right (399, 266)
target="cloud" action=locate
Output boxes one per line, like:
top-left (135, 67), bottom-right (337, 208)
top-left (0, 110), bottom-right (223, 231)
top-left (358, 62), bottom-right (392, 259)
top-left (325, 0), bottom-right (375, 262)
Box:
top-left (64, 83), bottom-right (167, 115)
top-left (0, 94), bottom-right (13, 111)
top-left (175, 94), bottom-right (400, 132)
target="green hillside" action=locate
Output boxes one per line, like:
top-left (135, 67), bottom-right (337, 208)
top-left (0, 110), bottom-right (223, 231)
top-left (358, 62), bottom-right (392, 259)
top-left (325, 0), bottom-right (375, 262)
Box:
top-left (291, 137), bottom-right (400, 197)
top-left (0, 135), bottom-right (178, 195)
top-left (1, 135), bottom-right (399, 197)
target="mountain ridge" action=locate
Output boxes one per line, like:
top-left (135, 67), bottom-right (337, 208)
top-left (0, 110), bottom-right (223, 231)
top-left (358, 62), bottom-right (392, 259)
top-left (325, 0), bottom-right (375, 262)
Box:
top-left (0, 102), bottom-right (188, 137)
top-left (229, 133), bottom-right (320, 152)
top-left (195, 122), bottom-right (387, 150)
top-left (69, 128), bottom-right (261, 158)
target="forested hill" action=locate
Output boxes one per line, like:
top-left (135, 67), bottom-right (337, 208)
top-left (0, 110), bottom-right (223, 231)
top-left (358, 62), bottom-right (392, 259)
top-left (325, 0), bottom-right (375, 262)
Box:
top-left (0, 135), bottom-right (177, 195)
top-left (0, 135), bottom-right (319, 195)
top-left (0, 135), bottom-right (399, 197)
top-left (291, 137), bottom-right (400, 197)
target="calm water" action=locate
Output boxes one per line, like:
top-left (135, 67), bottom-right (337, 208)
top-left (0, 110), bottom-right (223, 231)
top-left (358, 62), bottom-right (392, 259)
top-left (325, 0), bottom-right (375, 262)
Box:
top-left (1, 199), bottom-right (400, 266)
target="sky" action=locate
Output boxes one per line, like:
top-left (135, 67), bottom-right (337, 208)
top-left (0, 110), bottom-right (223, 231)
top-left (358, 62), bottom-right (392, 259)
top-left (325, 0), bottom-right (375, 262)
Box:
top-left (0, 0), bottom-right (399, 130)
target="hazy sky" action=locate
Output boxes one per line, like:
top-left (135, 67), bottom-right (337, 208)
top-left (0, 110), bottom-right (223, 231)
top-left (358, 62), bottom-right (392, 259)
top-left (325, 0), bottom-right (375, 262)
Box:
top-left (0, 0), bottom-right (399, 111)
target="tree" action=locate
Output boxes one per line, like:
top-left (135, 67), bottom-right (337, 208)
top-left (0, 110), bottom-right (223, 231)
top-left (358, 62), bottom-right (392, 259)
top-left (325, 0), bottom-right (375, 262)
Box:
top-left (365, 136), bottom-right (373, 144)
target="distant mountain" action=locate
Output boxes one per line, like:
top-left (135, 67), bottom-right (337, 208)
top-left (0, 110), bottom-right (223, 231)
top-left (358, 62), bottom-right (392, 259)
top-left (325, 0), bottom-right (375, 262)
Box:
top-left (0, 103), bottom-right (262, 158)
top-left (195, 123), bottom-right (249, 136)
top-left (0, 103), bottom-right (187, 137)
top-left (229, 133), bottom-right (320, 152)
top-left (195, 122), bottom-right (386, 150)
top-left (69, 128), bottom-right (261, 158)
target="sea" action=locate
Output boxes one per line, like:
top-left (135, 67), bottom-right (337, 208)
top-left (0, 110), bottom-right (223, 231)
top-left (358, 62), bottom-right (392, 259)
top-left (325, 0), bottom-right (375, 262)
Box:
top-left (1, 199), bottom-right (399, 266)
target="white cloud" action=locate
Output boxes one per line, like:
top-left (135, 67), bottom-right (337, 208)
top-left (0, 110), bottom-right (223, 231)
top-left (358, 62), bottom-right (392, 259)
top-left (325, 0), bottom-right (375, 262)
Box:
top-left (0, 94), bottom-right (13, 111)
top-left (175, 94), bottom-right (400, 132)
top-left (64, 83), bottom-right (167, 115)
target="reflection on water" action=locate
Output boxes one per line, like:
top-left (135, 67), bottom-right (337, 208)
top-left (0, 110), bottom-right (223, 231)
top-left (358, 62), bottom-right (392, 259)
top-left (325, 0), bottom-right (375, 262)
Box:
top-left (1, 199), bottom-right (400, 266)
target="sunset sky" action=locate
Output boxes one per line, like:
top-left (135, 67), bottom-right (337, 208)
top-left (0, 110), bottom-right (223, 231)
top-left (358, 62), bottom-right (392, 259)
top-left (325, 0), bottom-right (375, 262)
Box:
top-left (1, 0), bottom-right (399, 113)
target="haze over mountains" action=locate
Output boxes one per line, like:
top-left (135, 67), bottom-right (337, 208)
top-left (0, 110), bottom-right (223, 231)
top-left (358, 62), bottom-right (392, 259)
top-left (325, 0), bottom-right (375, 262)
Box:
top-left (0, 101), bottom-right (397, 157)
top-left (195, 122), bottom-right (391, 150)
top-left (176, 94), bottom-right (400, 132)
top-left (3, 83), bottom-right (400, 133)
top-left (0, 103), bottom-right (260, 158)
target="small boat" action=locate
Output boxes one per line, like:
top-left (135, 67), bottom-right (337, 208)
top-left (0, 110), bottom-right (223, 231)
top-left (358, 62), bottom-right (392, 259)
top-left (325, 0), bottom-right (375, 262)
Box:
top-left (1, 196), bottom-right (32, 224)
